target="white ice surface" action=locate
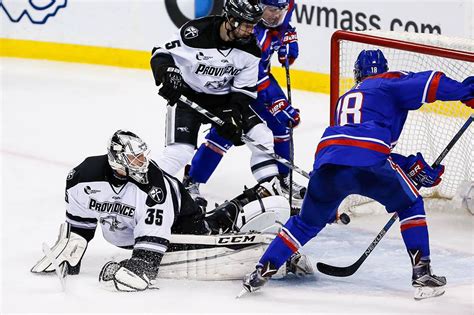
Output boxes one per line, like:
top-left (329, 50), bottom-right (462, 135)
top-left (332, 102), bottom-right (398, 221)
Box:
top-left (1, 58), bottom-right (473, 314)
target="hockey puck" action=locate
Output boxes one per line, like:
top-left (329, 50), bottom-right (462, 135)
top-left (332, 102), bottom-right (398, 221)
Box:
top-left (339, 213), bottom-right (351, 225)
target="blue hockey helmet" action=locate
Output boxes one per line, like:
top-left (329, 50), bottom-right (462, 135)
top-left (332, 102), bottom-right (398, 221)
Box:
top-left (353, 49), bottom-right (389, 83)
top-left (260, 0), bottom-right (289, 8)
top-left (260, 0), bottom-right (289, 27)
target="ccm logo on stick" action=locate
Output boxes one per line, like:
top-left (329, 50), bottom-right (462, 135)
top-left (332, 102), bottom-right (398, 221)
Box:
top-left (217, 235), bottom-right (256, 244)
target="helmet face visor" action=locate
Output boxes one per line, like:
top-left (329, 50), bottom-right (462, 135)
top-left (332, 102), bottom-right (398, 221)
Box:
top-left (124, 151), bottom-right (149, 174)
top-left (261, 4), bottom-right (288, 27)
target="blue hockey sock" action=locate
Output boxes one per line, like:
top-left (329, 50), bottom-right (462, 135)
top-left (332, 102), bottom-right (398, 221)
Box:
top-left (274, 136), bottom-right (290, 175)
top-left (259, 215), bottom-right (323, 269)
top-left (189, 143), bottom-right (224, 184)
top-left (397, 197), bottom-right (430, 260)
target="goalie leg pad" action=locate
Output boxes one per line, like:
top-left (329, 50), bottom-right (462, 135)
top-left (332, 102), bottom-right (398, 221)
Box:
top-left (238, 195), bottom-right (290, 234)
top-left (158, 245), bottom-right (268, 280)
top-left (160, 233), bottom-right (278, 280)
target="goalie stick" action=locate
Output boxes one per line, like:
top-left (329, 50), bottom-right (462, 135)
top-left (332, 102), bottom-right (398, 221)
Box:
top-left (317, 113), bottom-right (474, 277)
top-left (42, 242), bottom-right (68, 291)
top-left (178, 95), bottom-right (311, 179)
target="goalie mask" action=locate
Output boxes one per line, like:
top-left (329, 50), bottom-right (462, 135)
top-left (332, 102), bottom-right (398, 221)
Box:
top-left (107, 130), bottom-right (150, 184)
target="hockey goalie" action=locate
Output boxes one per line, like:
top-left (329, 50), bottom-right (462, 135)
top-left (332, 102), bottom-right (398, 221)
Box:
top-left (30, 130), bottom-right (313, 292)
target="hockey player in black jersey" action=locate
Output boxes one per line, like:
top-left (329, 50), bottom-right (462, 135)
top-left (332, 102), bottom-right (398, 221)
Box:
top-left (151, 0), bottom-right (283, 198)
top-left (31, 130), bottom-right (313, 292)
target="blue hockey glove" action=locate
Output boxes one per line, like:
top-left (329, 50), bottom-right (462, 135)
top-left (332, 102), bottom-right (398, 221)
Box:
top-left (406, 153), bottom-right (445, 187)
top-left (268, 98), bottom-right (300, 128)
top-left (461, 76), bottom-right (474, 108)
top-left (278, 28), bottom-right (298, 66)
top-left (462, 76), bottom-right (474, 86)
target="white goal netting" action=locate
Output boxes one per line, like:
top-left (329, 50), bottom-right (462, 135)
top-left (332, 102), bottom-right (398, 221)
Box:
top-left (333, 31), bottom-right (474, 214)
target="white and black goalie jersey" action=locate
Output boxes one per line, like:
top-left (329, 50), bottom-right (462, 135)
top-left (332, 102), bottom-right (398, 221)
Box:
top-left (65, 155), bottom-right (206, 255)
top-left (151, 15), bottom-right (261, 100)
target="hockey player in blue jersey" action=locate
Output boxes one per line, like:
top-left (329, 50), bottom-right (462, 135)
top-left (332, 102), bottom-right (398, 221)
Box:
top-left (183, 0), bottom-right (306, 207)
top-left (240, 49), bottom-right (474, 299)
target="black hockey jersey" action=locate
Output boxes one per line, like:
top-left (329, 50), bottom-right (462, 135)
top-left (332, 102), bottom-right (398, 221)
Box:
top-left (151, 16), bottom-right (261, 101)
top-left (65, 155), bottom-right (206, 254)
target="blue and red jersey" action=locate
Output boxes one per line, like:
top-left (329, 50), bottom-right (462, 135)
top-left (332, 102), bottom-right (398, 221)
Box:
top-left (253, 0), bottom-right (295, 92)
top-left (314, 71), bottom-right (473, 169)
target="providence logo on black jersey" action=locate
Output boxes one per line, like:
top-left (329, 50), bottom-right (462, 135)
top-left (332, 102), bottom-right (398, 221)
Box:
top-left (165, 0), bottom-right (224, 28)
top-left (88, 198), bottom-right (135, 218)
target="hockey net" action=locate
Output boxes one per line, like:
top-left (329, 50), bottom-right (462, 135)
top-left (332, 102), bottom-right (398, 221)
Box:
top-left (331, 30), bottom-right (474, 215)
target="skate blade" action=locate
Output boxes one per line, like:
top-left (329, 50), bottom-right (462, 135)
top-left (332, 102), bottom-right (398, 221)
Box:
top-left (414, 286), bottom-right (445, 300)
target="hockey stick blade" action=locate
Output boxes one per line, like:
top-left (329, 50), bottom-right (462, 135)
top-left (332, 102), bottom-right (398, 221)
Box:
top-left (316, 261), bottom-right (361, 278)
top-left (42, 242), bottom-right (67, 291)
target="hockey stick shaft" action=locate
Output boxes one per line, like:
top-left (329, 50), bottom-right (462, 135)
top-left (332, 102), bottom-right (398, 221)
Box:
top-left (178, 95), bottom-right (311, 179)
top-left (285, 57), bottom-right (294, 207)
top-left (317, 113), bottom-right (474, 277)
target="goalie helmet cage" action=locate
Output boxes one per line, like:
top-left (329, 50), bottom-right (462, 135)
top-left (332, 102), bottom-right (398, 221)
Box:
top-left (330, 30), bottom-right (474, 213)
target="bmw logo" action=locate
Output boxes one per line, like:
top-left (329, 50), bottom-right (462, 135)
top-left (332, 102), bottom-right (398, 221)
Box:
top-left (165, 0), bottom-right (224, 28)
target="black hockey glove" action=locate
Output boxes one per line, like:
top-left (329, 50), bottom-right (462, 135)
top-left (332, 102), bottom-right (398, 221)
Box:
top-left (215, 106), bottom-right (244, 146)
top-left (158, 66), bottom-right (183, 106)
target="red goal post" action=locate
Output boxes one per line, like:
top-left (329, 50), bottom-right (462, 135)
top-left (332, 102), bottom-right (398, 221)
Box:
top-left (329, 30), bottom-right (474, 211)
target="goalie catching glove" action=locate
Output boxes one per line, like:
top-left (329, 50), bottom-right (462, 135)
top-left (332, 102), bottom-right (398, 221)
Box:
top-left (31, 223), bottom-right (87, 275)
top-left (99, 257), bottom-right (158, 292)
top-left (405, 152), bottom-right (445, 187)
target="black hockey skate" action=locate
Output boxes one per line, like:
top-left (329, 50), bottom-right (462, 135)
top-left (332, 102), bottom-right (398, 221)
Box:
top-left (183, 172), bottom-right (208, 208)
top-left (279, 174), bottom-right (306, 213)
top-left (241, 262), bottom-right (278, 294)
top-left (411, 258), bottom-right (446, 300)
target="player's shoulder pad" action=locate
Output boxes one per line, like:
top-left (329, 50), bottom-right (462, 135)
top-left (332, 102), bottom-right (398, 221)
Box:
top-left (66, 155), bottom-right (108, 189)
top-left (180, 15), bottom-right (222, 49)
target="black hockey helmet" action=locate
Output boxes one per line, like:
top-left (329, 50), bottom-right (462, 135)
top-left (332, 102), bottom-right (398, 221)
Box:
top-left (107, 130), bottom-right (150, 184)
top-left (223, 0), bottom-right (263, 25)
